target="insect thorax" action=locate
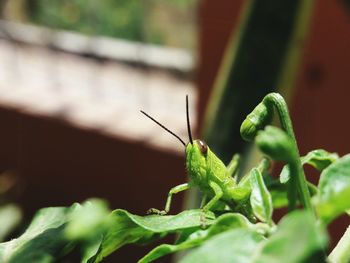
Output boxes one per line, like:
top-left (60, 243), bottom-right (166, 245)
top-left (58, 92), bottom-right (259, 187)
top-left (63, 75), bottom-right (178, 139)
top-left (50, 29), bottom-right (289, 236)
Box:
top-left (185, 141), bottom-right (226, 187)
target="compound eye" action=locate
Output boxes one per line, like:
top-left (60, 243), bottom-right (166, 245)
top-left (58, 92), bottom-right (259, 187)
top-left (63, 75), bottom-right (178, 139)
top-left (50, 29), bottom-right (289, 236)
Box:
top-left (198, 140), bottom-right (208, 155)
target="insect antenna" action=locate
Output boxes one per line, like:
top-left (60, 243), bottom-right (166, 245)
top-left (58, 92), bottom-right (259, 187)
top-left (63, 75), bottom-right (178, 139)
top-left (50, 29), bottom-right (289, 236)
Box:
top-left (186, 95), bottom-right (193, 144)
top-left (140, 110), bottom-right (186, 147)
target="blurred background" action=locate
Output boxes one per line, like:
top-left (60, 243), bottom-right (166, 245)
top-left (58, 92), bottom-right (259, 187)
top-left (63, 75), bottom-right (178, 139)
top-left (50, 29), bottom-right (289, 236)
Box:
top-left (0, 0), bottom-right (350, 262)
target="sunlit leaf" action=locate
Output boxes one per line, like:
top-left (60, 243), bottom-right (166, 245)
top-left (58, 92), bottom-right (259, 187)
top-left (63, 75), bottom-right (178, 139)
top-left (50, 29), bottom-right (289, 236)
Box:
top-left (180, 229), bottom-right (264, 263)
top-left (328, 225), bottom-right (350, 263)
top-left (138, 213), bottom-right (251, 263)
top-left (315, 155), bottom-right (350, 224)
top-left (90, 209), bottom-right (215, 262)
top-left (252, 211), bottom-right (328, 263)
top-left (0, 205), bottom-right (77, 263)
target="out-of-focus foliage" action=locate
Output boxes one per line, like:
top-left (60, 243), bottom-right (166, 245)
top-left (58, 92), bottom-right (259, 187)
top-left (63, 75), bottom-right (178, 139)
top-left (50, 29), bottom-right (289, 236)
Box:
top-left (16, 0), bottom-right (196, 48)
top-left (27, 0), bottom-right (145, 41)
top-left (0, 172), bottom-right (22, 242)
top-left (0, 200), bottom-right (109, 263)
top-left (0, 204), bottom-right (22, 242)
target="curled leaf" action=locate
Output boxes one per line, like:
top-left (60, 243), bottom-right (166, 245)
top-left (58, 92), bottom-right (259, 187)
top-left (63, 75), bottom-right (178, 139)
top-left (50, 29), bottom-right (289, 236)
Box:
top-left (240, 102), bottom-right (272, 141)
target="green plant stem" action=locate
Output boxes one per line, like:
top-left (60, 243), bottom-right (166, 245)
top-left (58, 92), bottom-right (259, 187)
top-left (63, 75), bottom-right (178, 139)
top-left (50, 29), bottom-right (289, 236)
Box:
top-left (263, 93), bottom-right (313, 213)
top-left (328, 225), bottom-right (350, 263)
top-left (257, 157), bottom-right (271, 174)
top-left (286, 163), bottom-right (298, 211)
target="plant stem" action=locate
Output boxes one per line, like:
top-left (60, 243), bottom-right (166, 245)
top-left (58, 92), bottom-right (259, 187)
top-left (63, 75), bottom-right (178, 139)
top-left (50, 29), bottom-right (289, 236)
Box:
top-left (328, 225), bottom-right (350, 263)
top-left (286, 163), bottom-right (298, 211)
top-left (263, 93), bottom-right (313, 213)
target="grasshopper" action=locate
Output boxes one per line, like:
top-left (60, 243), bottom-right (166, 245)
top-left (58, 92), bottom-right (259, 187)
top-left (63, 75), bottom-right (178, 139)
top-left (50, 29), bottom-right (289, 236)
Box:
top-left (141, 95), bottom-right (263, 216)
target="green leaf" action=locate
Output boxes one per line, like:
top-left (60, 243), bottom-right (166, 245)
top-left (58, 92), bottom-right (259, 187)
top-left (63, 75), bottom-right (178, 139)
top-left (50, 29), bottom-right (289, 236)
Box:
top-left (302, 149), bottom-right (339, 170)
top-left (0, 204), bottom-right (22, 242)
top-left (90, 209), bottom-right (215, 262)
top-left (138, 236), bottom-right (203, 263)
top-left (328, 224), bottom-right (350, 263)
top-left (252, 211), bottom-right (328, 263)
top-left (316, 154), bottom-right (350, 224)
top-left (0, 205), bottom-right (77, 263)
top-left (138, 213), bottom-right (251, 263)
top-left (81, 239), bottom-right (103, 263)
top-left (64, 199), bottom-right (111, 263)
top-left (65, 199), bottom-right (111, 241)
top-left (0, 200), bottom-right (109, 263)
top-left (250, 168), bottom-right (273, 223)
top-left (280, 165), bottom-right (291, 184)
top-left (262, 174), bottom-right (289, 209)
top-left (269, 184), bottom-right (289, 209)
top-left (280, 149), bottom-right (338, 183)
top-left (180, 228), bottom-right (264, 263)
top-left (255, 126), bottom-right (295, 162)
top-left (269, 181), bottom-right (318, 209)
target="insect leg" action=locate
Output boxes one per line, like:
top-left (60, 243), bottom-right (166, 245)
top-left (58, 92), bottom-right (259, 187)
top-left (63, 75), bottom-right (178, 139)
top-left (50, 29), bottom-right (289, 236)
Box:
top-left (147, 183), bottom-right (191, 215)
top-left (226, 154), bottom-right (241, 178)
top-left (202, 181), bottom-right (223, 212)
top-left (164, 183), bottom-right (191, 213)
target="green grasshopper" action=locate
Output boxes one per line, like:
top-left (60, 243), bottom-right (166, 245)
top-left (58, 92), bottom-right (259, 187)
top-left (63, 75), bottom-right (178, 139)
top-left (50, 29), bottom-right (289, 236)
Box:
top-left (141, 95), bottom-right (263, 216)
